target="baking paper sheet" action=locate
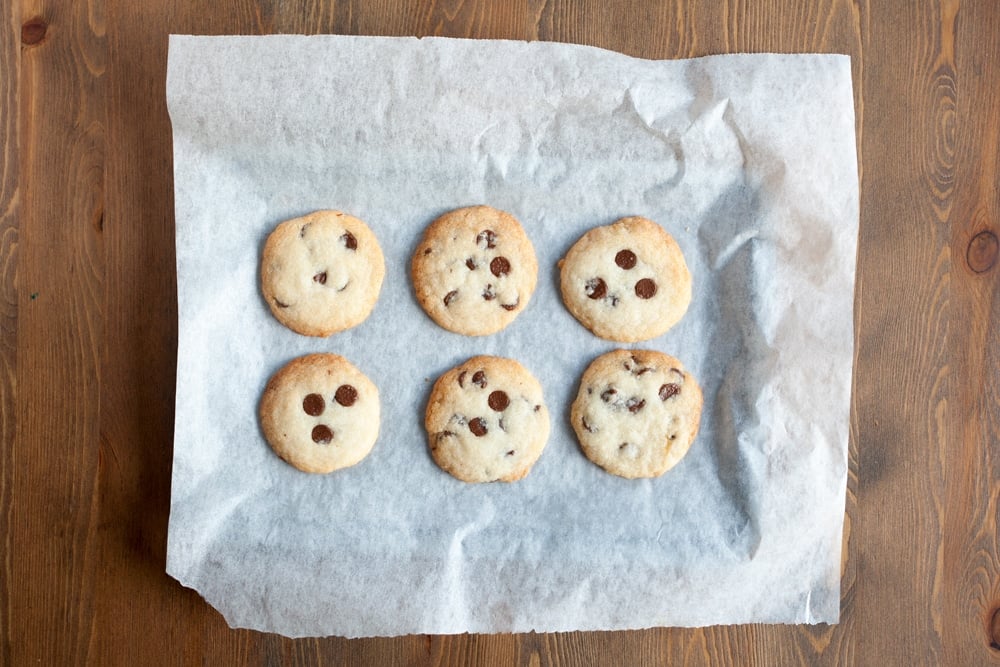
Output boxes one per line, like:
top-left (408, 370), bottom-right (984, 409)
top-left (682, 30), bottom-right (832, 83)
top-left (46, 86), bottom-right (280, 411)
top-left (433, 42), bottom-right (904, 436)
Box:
top-left (166, 35), bottom-right (858, 638)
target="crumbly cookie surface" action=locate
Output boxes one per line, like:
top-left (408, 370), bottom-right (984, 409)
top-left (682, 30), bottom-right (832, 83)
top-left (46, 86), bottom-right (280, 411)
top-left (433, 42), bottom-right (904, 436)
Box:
top-left (559, 217), bottom-right (691, 342)
top-left (259, 354), bottom-right (380, 474)
top-left (261, 210), bottom-right (385, 337)
top-left (425, 356), bottom-right (550, 482)
top-left (571, 349), bottom-right (702, 479)
top-left (412, 206), bottom-right (538, 336)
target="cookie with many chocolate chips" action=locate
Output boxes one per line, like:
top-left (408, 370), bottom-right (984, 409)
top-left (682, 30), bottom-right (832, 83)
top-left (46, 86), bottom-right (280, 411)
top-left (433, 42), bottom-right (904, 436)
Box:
top-left (411, 206), bottom-right (538, 336)
top-left (559, 217), bottom-right (691, 342)
top-left (571, 349), bottom-right (702, 479)
top-left (259, 353), bottom-right (380, 474)
top-left (261, 210), bottom-right (385, 337)
top-left (425, 356), bottom-right (550, 482)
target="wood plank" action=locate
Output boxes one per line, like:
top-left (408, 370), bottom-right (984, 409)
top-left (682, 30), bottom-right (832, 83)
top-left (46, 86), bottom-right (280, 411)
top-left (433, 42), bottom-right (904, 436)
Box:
top-left (946, 0), bottom-right (1000, 664)
top-left (0, 0), bottom-right (21, 661)
top-left (10, 0), bottom-right (107, 664)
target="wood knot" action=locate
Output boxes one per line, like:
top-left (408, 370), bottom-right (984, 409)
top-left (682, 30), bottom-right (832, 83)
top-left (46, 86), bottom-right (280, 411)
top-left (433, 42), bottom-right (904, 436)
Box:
top-left (21, 17), bottom-right (47, 46)
top-left (991, 606), bottom-right (1000, 651)
top-left (967, 230), bottom-right (998, 273)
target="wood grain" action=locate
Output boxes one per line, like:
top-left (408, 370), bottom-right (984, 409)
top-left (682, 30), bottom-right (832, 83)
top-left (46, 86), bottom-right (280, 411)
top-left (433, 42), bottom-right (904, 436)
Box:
top-left (3, 0), bottom-right (999, 664)
top-left (0, 0), bottom-right (20, 664)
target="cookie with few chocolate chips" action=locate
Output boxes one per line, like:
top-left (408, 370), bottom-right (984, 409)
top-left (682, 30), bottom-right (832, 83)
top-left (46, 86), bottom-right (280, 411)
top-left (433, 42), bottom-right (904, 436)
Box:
top-left (259, 354), bottom-right (380, 474)
top-left (571, 349), bottom-right (702, 479)
top-left (411, 206), bottom-right (538, 336)
top-left (261, 210), bottom-right (385, 337)
top-left (425, 356), bottom-right (550, 482)
top-left (559, 217), bottom-right (691, 342)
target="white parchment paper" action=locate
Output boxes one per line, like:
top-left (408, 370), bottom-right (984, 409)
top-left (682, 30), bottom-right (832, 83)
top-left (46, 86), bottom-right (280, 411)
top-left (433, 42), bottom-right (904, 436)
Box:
top-left (166, 35), bottom-right (858, 638)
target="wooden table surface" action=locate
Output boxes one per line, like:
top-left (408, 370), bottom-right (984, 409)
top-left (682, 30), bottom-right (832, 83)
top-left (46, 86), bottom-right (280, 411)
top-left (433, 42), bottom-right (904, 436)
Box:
top-left (3, 0), bottom-right (999, 664)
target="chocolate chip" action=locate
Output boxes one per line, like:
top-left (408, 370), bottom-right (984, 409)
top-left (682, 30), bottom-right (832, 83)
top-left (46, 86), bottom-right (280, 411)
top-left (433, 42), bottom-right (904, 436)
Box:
top-left (432, 430), bottom-right (456, 449)
top-left (619, 442), bottom-right (629, 450)
top-left (500, 299), bottom-right (519, 311)
top-left (600, 388), bottom-right (617, 402)
top-left (534, 404), bottom-right (541, 412)
top-left (335, 384), bottom-right (358, 407)
top-left (472, 371), bottom-right (487, 388)
top-left (476, 229), bottom-right (497, 249)
top-left (615, 249), bottom-right (637, 269)
top-left (626, 398), bottom-right (646, 413)
top-left (299, 223), bottom-right (311, 238)
top-left (443, 290), bottom-right (458, 306)
top-left (490, 256), bottom-right (511, 277)
top-left (423, 247), bottom-right (432, 255)
top-left (457, 371), bottom-right (467, 387)
top-left (581, 416), bottom-right (596, 433)
top-left (488, 390), bottom-right (509, 412)
top-left (273, 298), bottom-right (290, 308)
top-left (585, 278), bottom-right (607, 299)
top-left (341, 231), bottom-right (357, 250)
top-left (636, 367), bottom-right (652, 376)
top-left (313, 271), bottom-right (327, 284)
top-left (635, 278), bottom-right (657, 299)
top-left (469, 417), bottom-right (488, 437)
top-left (505, 450), bottom-right (515, 456)
top-left (466, 258), bottom-right (476, 270)
top-left (311, 425), bottom-right (333, 444)
top-left (482, 284), bottom-right (496, 301)
top-left (659, 383), bottom-right (681, 400)
top-left (302, 393), bottom-right (325, 416)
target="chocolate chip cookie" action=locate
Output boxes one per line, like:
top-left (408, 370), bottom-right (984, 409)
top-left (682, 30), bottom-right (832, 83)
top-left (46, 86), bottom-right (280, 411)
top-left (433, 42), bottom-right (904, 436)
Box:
top-left (261, 210), bottom-right (385, 337)
top-left (259, 353), bottom-right (380, 474)
top-left (425, 356), bottom-right (550, 482)
top-left (559, 217), bottom-right (691, 342)
top-left (571, 349), bottom-right (702, 479)
top-left (411, 206), bottom-right (538, 336)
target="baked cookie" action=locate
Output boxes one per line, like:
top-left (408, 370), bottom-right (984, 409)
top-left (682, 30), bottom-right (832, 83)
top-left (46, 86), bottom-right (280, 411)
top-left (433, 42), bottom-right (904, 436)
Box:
top-left (261, 210), bottom-right (385, 337)
top-left (559, 217), bottom-right (691, 342)
top-left (411, 206), bottom-right (538, 336)
top-left (259, 353), bottom-right (380, 474)
top-left (425, 356), bottom-right (550, 482)
top-left (571, 349), bottom-right (702, 479)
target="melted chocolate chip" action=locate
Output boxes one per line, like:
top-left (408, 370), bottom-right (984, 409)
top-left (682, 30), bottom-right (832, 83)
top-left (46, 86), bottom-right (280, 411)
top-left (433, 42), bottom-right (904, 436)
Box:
top-left (500, 299), bottom-right (519, 311)
top-left (488, 390), bottom-right (510, 412)
top-left (581, 416), bottom-right (596, 433)
top-left (423, 247), bottom-right (432, 255)
top-left (505, 450), bottom-right (515, 456)
top-left (335, 384), bottom-right (358, 407)
top-left (443, 290), bottom-right (458, 306)
top-left (615, 249), bottom-right (637, 269)
top-left (299, 223), bottom-right (311, 238)
top-left (341, 231), bottom-right (357, 250)
top-left (585, 278), bottom-right (607, 300)
top-left (469, 417), bottom-right (488, 437)
top-left (477, 229), bottom-right (498, 249)
top-left (600, 388), bottom-right (617, 402)
top-left (635, 278), bottom-right (657, 299)
top-left (483, 284), bottom-right (496, 301)
top-left (626, 398), bottom-right (646, 413)
top-left (311, 425), bottom-right (333, 444)
top-left (472, 371), bottom-right (487, 388)
top-left (636, 367), bottom-right (652, 376)
top-left (534, 404), bottom-right (541, 412)
top-left (619, 442), bottom-right (629, 450)
top-left (302, 393), bottom-right (325, 416)
top-left (313, 271), bottom-right (327, 284)
top-left (457, 371), bottom-right (467, 387)
top-left (659, 383), bottom-right (681, 400)
top-left (490, 256), bottom-right (511, 277)
top-left (466, 258), bottom-right (476, 270)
